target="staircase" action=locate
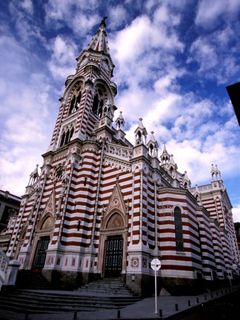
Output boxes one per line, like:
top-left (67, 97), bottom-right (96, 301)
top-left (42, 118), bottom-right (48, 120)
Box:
top-left (0, 278), bottom-right (139, 315)
top-left (77, 277), bottom-right (134, 296)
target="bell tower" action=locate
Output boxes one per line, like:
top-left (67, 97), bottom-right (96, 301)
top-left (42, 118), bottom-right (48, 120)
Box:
top-left (48, 17), bottom-right (117, 152)
top-left (7, 19), bottom-right (120, 281)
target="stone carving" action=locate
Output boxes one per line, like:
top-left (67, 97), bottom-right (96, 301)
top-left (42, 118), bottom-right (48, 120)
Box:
top-left (131, 257), bottom-right (139, 268)
top-left (107, 213), bottom-right (124, 229)
top-left (105, 183), bottom-right (127, 215)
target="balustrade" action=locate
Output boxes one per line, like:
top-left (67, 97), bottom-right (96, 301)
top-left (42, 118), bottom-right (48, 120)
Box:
top-left (0, 249), bottom-right (20, 291)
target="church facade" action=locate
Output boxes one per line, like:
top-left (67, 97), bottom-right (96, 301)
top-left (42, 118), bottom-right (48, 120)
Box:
top-left (2, 20), bottom-right (239, 295)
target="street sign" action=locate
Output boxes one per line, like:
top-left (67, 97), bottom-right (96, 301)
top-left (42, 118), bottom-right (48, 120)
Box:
top-left (151, 258), bottom-right (161, 314)
top-left (151, 258), bottom-right (161, 271)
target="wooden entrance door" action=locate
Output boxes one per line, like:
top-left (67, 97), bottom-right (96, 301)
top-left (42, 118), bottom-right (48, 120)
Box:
top-left (104, 235), bottom-right (123, 277)
top-left (32, 236), bottom-right (50, 270)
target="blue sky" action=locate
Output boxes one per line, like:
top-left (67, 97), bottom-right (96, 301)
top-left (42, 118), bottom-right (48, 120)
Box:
top-left (0, 0), bottom-right (240, 221)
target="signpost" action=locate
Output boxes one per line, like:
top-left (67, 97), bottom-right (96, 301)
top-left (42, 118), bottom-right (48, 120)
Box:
top-left (151, 258), bottom-right (161, 314)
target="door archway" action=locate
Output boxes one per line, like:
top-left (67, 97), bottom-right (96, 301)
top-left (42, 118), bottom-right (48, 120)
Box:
top-left (30, 213), bottom-right (54, 271)
top-left (98, 210), bottom-right (127, 277)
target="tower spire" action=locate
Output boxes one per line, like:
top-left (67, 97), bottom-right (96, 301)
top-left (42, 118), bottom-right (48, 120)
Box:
top-left (86, 17), bottom-right (110, 54)
top-left (75, 18), bottom-right (115, 77)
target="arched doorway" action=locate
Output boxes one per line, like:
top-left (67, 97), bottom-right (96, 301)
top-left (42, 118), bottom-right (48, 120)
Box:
top-left (32, 236), bottom-right (50, 270)
top-left (99, 211), bottom-right (127, 277)
top-left (31, 214), bottom-right (54, 271)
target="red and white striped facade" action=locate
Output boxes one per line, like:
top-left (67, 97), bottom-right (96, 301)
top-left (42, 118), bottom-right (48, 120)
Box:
top-left (5, 20), bottom-right (239, 294)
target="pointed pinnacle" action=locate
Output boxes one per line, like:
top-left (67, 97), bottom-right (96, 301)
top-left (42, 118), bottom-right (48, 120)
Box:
top-left (100, 16), bottom-right (108, 27)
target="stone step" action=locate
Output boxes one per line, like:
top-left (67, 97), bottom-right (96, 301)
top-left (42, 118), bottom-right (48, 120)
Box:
top-left (0, 289), bottom-right (139, 314)
top-left (78, 277), bottom-right (134, 297)
top-left (0, 276), bottom-right (139, 314)
top-left (3, 289), bottom-right (137, 304)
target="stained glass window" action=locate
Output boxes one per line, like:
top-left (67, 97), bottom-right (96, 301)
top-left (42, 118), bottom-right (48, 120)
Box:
top-left (174, 206), bottom-right (184, 252)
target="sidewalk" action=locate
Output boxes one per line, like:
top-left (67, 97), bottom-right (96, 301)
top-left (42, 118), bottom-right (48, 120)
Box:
top-left (0, 286), bottom-right (237, 320)
top-left (75, 286), bottom-right (237, 320)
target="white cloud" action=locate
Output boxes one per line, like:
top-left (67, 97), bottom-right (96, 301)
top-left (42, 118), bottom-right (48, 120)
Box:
top-left (154, 67), bottom-right (185, 93)
top-left (0, 35), bottom-right (57, 196)
top-left (153, 5), bottom-right (180, 26)
top-left (110, 10), bottom-right (184, 129)
top-left (18, 0), bottom-right (33, 15)
top-left (157, 92), bottom-right (240, 185)
top-left (188, 28), bottom-right (240, 84)
top-left (195, 0), bottom-right (240, 28)
top-left (145, 0), bottom-right (191, 12)
top-left (195, 1), bottom-right (225, 27)
top-left (189, 37), bottom-right (218, 72)
top-left (108, 5), bottom-right (128, 30)
top-left (10, 0), bottom-right (33, 15)
top-left (110, 14), bottom-right (183, 64)
top-left (233, 205), bottom-right (240, 223)
top-left (9, 0), bottom-right (44, 45)
top-left (48, 36), bottom-right (77, 79)
top-left (44, 0), bottom-right (100, 36)
top-left (72, 12), bottom-right (100, 36)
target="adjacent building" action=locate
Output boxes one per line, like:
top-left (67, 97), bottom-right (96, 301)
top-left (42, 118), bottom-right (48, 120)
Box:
top-left (1, 20), bottom-right (239, 295)
top-left (226, 82), bottom-right (240, 125)
top-left (0, 190), bottom-right (21, 252)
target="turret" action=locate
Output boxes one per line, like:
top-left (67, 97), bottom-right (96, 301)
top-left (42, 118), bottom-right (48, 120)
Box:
top-left (211, 164), bottom-right (222, 181)
top-left (27, 164), bottom-right (39, 187)
top-left (115, 111), bottom-right (126, 142)
top-left (115, 111), bottom-right (125, 130)
top-left (132, 118), bottom-right (148, 159)
top-left (134, 118), bottom-right (147, 145)
top-left (211, 164), bottom-right (224, 190)
top-left (160, 144), bottom-right (170, 164)
top-left (181, 171), bottom-right (191, 189)
top-left (147, 131), bottom-right (159, 158)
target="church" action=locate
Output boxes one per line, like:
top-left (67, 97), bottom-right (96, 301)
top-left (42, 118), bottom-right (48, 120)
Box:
top-left (2, 19), bottom-right (239, 295)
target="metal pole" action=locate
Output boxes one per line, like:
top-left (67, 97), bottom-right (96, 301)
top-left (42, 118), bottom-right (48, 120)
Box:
top-left (155, 268), bottom-right (158, 314)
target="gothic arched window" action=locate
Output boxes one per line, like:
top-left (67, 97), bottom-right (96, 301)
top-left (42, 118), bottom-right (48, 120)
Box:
top-left (69, 90), bottom-right (81, 115)
top-left (60, 132), bottom-right (66, 147)
top-left (174, 206), bottom-right (183, 252)
top-left (69, 96), bottom-right (76, 114)
top-left (59, 126), bottom-right (74, 147)
top-left (69, 127), bottom-right (74, 141)
top-left (98, 99), bottom-right (104, 117)
top-left (149, 143), bottom-right (154, 156)
top-left (92, 88), bottom-right (105, 116)
top-left (65, 130), bottom-right (70, 144)
top-left (136, 131), bottom-right (142, 144)
top-left (76, 91), bottom-right (81, 106)
top-left (92, 94), bottom-right (99, 114)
